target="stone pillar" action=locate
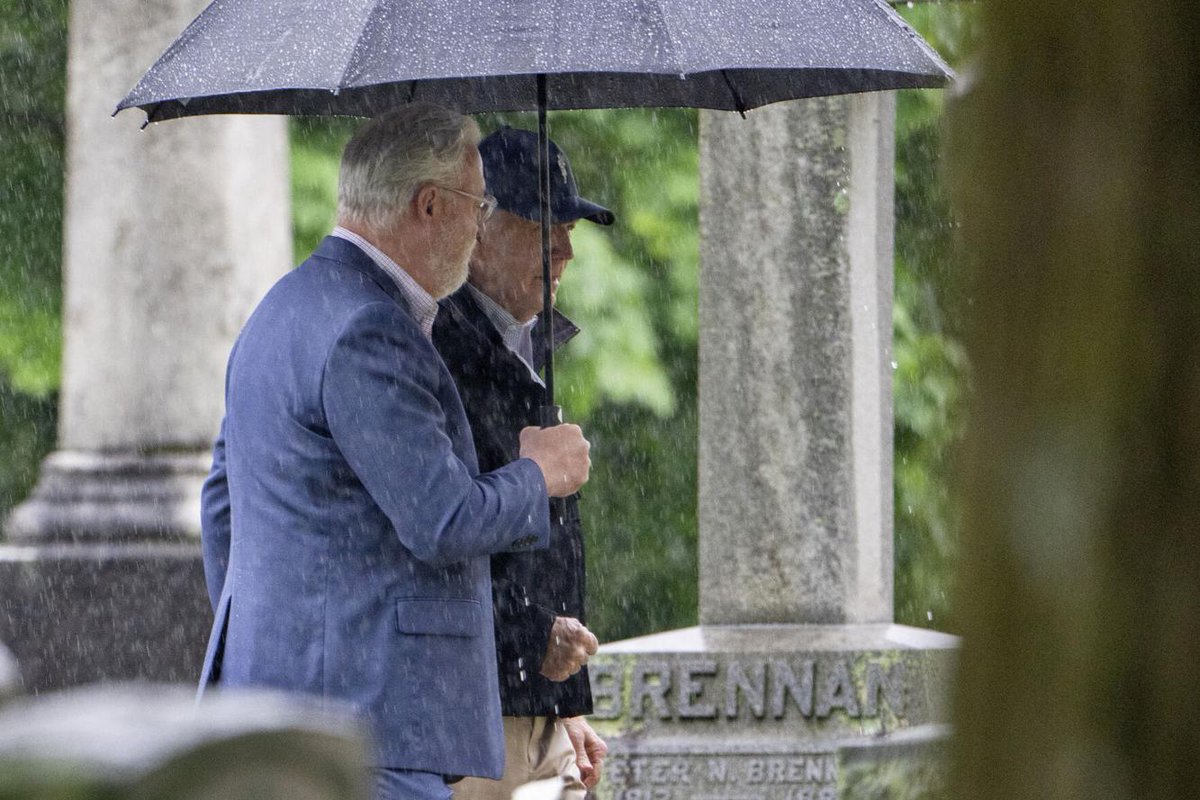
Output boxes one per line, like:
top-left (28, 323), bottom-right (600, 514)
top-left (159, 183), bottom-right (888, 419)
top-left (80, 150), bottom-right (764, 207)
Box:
top-left (698, 94), bottom-right (894, 627)
top-left (590, 96), bottom-right (957, 800)
top-left (6, 0), bottom-right (289, 542)
top-left (0, 0), bottom-right (290, 690)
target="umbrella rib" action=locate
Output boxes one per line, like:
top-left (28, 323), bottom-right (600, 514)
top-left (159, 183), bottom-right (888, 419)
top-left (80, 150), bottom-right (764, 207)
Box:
top-left (719, 70), bottom-right (749, 116)
top-left (333, 0), bottom-right (389, 94)
top-left (869, 0), bottom-right (955, 79)
top-left (652, 0), bottom-right (687, 78)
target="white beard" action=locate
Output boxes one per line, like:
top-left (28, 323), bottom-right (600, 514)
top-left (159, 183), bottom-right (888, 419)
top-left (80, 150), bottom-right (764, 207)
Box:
top-left (430, 230), bottom-right (474, 299)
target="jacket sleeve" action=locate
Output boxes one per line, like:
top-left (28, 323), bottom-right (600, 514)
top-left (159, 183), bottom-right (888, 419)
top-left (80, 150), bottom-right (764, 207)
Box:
top-left (200, 417), bottom-right (231, 612)
top-left (323, 302), bottom-right (550, 567)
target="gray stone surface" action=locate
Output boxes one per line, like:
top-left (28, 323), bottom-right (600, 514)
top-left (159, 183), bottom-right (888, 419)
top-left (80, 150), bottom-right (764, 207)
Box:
top-left (5, 451), bottom-right (211, 542)
top-left (588, 627), bottom-right (955, 800)
top-left (6, 0), bottom-right (290, 542)
top-left (0, 543), bottom-right (210, 692)
top-left (837, 724), bottom-right (949, 799)
top-left (0, 684), bottom-right (370, 799)
top-left (0, 643), bottom-right (18, 703)
top-left (590, 626), bottom-right (955, 742)
top-left (698, 94), bottom-right (897, 626)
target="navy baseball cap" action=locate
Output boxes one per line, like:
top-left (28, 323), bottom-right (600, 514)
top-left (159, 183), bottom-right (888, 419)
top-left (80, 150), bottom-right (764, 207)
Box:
top-left (479, 127), bottom-right (614, 226)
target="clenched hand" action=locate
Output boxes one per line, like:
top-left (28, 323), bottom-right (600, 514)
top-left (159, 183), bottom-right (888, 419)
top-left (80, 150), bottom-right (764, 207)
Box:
top-left (519, 424), bottom-right (590, 497)
top-left (539, 616), bottom-right (598, 681)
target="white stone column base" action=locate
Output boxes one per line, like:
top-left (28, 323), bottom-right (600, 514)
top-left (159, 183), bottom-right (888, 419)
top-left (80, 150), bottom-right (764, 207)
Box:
top-left (4, 450), bottom-right (210, 542)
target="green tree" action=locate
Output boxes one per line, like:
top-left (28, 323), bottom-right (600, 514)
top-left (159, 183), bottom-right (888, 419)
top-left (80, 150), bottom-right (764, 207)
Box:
top-left (892, 3), bottom-right (980, 631)
top-left (0, 0), bottom-right (66, 515)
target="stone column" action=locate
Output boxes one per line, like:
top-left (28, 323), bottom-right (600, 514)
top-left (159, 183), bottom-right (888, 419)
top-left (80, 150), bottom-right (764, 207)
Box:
top-left (6, 0), bottom-right (289, 542)
top-left (0, 0), bottom-right (290, 690)
top-left (698, 94), bottom-right (894, 627)
top-left (590, 96), bottom-right (957, 800)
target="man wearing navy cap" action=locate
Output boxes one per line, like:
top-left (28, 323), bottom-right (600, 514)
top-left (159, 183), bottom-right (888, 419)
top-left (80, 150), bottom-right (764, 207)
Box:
top-left (433, 127), bottom-right (613, 800)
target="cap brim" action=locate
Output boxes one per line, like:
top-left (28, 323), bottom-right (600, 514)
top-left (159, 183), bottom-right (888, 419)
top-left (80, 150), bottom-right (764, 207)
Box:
top-left (569, 197), bottom-right (615, 226)
top-left (504, 197), bottom-right (616, 226)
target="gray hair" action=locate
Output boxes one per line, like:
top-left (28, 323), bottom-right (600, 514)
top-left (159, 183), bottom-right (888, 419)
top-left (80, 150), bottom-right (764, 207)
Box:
top-left (337, 103), bottom-right (481, 232)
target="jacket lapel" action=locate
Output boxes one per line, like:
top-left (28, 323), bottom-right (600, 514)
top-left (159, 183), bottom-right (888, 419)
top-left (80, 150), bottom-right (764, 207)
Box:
top-left (531, 309), bottom-right (579, 372)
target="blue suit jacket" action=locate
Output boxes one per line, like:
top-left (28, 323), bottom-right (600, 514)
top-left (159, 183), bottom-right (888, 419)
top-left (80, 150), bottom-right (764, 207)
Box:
top-left (198, 236), bottom-right (550, 777)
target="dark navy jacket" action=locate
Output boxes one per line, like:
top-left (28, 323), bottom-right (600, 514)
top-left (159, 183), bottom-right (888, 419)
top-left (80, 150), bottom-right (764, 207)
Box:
top-left (433, 286), bottom-right (593, 718)
top-left (198, 236), bottom-right (550, 777)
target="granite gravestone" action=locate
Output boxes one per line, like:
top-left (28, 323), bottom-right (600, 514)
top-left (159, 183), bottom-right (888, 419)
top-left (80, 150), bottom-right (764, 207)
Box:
top-left (0, 685), bottom-right (369, 800)
top-left (0, 0), bottom-right (289, 690)
top-left (588, 95), bottom-right (958, 800)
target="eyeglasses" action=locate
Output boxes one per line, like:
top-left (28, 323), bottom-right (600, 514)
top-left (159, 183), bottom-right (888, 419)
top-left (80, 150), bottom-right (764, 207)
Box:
top-left (437, 185), bottom-right (498, 222)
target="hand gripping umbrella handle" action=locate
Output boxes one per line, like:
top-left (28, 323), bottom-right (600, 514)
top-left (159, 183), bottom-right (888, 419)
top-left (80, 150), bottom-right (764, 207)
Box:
top-left (540, 404), bottom-right (563, 428)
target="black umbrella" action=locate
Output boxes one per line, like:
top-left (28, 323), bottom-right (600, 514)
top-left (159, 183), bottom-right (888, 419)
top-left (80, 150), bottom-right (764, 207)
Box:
top-left (117, 0), bottom-right (952, 414)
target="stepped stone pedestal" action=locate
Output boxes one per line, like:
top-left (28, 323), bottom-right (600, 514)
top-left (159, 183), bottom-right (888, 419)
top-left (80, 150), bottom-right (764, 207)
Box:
top-left (589, 95), bottom-right (957, 799)
top-left (0, 0), bottom-right (289, 691)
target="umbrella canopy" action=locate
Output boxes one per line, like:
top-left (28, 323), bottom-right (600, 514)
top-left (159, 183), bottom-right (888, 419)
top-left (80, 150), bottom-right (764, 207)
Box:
top-left (116, 0), bottom-right (952, 410)
top-left (117, 0), bottom-right (951, 121)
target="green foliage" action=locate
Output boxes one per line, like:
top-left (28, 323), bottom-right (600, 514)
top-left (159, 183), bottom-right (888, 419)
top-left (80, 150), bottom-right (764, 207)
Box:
top-left (0, 0), bottom-right (67, 396)
top-left (290, 117), bottom-right (357, 262)
top-left (0, 0), bottom-right (65, 523)
top-left (0, 376), bottom-right (55, 514)
top-left (892, 3), bottom-right (981, 631)
top-left (579, 403), bottom-right (698, 641)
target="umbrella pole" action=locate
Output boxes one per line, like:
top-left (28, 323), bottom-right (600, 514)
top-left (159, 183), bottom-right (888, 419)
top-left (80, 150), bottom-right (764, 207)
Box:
top-left (537, 74), bottom-right (560, 425)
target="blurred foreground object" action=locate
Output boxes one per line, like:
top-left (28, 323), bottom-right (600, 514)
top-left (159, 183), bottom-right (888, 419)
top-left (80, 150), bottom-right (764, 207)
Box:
top-left (948, 0), bottom-right (1200, 797)
top-left (0, 684), bottom-right (369, 800)
top-left (511, 776), bottom-right (565, 800)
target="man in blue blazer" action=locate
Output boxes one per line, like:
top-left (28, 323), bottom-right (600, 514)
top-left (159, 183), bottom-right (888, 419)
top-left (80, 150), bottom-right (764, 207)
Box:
top-left (198, 103), bottom-right (592, 800)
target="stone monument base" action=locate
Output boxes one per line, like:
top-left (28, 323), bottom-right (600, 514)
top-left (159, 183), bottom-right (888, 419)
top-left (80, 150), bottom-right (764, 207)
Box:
top-left (588, 624), bottom-right (957, 800)
top-left (0, 543), bottom-right (210, 692)
top-left (5, 450), bottom-right (210, 542)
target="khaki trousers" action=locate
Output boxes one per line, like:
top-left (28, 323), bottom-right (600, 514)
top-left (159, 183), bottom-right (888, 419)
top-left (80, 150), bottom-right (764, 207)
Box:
top-left (453, 716), bottom-right (586, 800)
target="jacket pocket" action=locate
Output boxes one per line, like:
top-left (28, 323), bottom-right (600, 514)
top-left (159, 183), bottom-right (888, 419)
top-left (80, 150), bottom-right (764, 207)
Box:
top-left (395, 597), bottom-right (483, 637)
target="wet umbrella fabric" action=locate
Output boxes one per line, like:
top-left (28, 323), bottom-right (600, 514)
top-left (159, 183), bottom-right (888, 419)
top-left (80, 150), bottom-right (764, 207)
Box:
top-left (117, 0), bottom-right (950, 121)
top-left (117, 0), bottom-right (952, 405)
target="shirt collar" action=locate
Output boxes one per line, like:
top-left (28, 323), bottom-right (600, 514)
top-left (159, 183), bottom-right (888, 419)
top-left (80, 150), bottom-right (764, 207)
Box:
top-left (330, 226), bottom-right (438, 340)
top-left (466, 283), bottom-right (536, 347)
top-left (465, 283), bottom-right (542, 382)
